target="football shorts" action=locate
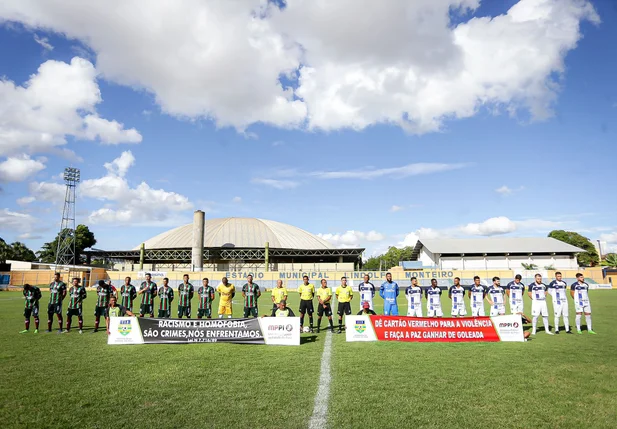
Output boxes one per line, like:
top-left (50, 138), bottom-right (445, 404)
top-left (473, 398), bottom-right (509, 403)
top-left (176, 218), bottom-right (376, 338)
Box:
top-left (197, 307), bottom-right (212, 318)
top-left (451, 305), bottom-right (467, 317)
top-left (407, 305), bottom-right (423, 317)
top-left (574, 301), bottom-right (591, 314)
top-left (140, 304), bottom-right (154, 316)
top-left (299, 299), bottom-right (314, 315)
top-left (531, 301), bottom-right (548, 317)
top-left (317, 303), bottom-right (332, 317)
top-left (471, 305), bottom-right (485, 317)
top-left (47, 303), bottom-right (62, 316)
top-left (24, 306), bottom-right (39, 319)
top-left (427, 307), bottom-right (443, 318)
top-left (490, 305), bottom-right (506, 317)
top-left (66, 308), bottom-right (82, 318)
top-left (553, 302), bottom-right (569, 317)
top-left (178, 306), bottom-right (192, 318)
top-left (337, 302), bottom-right (352, 316)
top-left (510, 301), bottom-right (524, 314)
top-left (243, 307), bottom-right (258, 318)
top-left (94, 306), bottom-right (108, 318)
top-left (383, 302), bottom-right (398, 316)
top-left (158, 309), bottom-right (171, 318)
top-left (218, 302), bottom-right (233, 316)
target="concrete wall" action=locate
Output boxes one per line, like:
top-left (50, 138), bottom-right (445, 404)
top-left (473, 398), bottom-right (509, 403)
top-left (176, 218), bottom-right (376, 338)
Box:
top-left (436, 254), bottom-right (578, 270)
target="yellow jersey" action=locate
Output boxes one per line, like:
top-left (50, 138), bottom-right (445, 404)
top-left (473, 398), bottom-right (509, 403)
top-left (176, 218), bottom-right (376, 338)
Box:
top-left (217, 284), bottom-right (235, 304)
top-left (298, 283), bottom-right (315, 300)
top-left (271, 287), bottom-right (288, 304)
top-left (316, 287), bottom-right (332, 303)
top-left (335, 285), bottom-right (353, 303)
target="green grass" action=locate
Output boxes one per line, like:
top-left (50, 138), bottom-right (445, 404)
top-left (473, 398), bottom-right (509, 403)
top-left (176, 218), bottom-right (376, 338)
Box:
top-left (1, 291), bottom-right (616, 429)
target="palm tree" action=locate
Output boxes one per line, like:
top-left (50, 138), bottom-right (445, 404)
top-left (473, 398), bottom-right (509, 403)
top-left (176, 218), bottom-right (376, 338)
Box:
top-left (521, 263), bottom-right (538, 270)
top-left (601, 253), bottom-right (617, 268)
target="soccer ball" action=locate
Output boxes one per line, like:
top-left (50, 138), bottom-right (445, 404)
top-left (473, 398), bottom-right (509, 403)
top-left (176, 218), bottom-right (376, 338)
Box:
top-left (302, 326), bottom-right (311, 333)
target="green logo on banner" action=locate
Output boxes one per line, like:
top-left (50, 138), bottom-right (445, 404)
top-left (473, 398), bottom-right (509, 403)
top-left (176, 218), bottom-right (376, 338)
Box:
top-left (355, 320), bottom-right (366, 334)
top-left (118, 319), bottom-right (132, 336)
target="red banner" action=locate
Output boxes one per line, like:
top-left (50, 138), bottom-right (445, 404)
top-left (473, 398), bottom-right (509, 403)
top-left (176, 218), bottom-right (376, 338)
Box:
top-left (370, 316), bottom-right (500, 342)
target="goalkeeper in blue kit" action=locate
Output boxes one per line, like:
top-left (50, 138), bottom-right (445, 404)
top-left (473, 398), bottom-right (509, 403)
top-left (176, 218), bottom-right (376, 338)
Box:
top-left (379, 272), bottom-right (399, 315)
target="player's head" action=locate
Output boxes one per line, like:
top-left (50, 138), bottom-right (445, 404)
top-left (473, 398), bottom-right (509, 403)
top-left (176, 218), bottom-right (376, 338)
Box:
top-left (364, 274), bottom-right (370, 282)
top-left (222, 277), bottom-right (228, 285)
top-left (54, 272), bottom-right (60, 281)
top-left (276, 279), bottom-right (283, 287)
top-left (72, 277), bottom-right (80, 286)
top-left (492, 276), bottom-right (500, 286)
top-left (163, 277), bottom-right (169, 286)
top-left (278, 299), bottom-right (287, 309)
top-left (125, 276), bottom-right (131, 284)
top-left (473, 276), bottom-right (480, 286)
top-left (576, 273), bottom-right (584, 282)
top-left (386, 272), bottom-right (392, 282)
top-left (98, 279), bottom-right (106, 287)
top-left (515, 274), bottom-right (522, 282)
top-left (411, 276), bottom-right (417, 286)
top-left (23, 283), bottom-right (31, 290)
top-left (321, 279), bottom-right (327, 287)
top-left (431, 279), bottom-right (437, 288)
top-left (109, 295), bottom-right (117, 306)
top-left (202, 277), bottom-right (209, 286)
top-left (303, 275), bottom-right (309, 285)
top-left (454, 277), bottom-right (460, 286)
top-left (183, 274), bottom-right (189, 282)
top-left (145, 273), bottom-right (152, 281)
top-left (555, 271), bottom-right (562, 281)
top-left (534, 273), bottom-right (542, 283)
top-left (247, 274), bottom-right (253, 282)
top-left (341, 276), bottom-right (347, 286)
top-left (362, 301), bottom-right (370, 310)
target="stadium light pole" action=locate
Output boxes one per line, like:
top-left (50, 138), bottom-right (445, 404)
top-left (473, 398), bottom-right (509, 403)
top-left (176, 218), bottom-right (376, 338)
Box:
top-left (55, 167), bottom-right (80, 268)
top-left (597, 240), bottom-right (603, 260)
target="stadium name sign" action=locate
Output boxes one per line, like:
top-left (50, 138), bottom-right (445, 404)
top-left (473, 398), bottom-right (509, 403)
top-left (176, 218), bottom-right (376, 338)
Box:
top-left (346, 315), bottom-right (524, 343)
top-left (224, 270), bottom-right (456, 280)
top-left (108, 317), bottom-right (300, 346)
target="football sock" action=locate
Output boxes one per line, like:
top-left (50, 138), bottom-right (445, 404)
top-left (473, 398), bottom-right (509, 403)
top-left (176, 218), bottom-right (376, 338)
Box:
top-left (78, 318), bottom-right (83, 330)
top-left (563, 316), bottom-right (569, 331)
top-left (542, 317), bottom-right (550, 331)
top-left (317, 317), bottom-right (321, 330)
top-left (554, 317), bottom-right (560, 332)
top-left (576, 314), bottom-right (582, 331)
top-left (57, 316), bottom-right (63, 331)
top-left (34, 318), bottom-right (39, 330)
top-left (47, 319), bottom-right (52, 331)
top-left (94, 317), bottom-right (100, 330)
top-left (300, 314), bottom-right (305, 327)
top-left (585, 315), bottom-right (592, 331)
top-left (66, 317), bottom-right (72, 331)
top-left (309, 316), bottom-right (313, 328)
top-left (532, 316), bottom-right (538, 333)
top-left (329, 319), bottom-right (334, 329)
top-left (25, 319), bottom-right (30, 330)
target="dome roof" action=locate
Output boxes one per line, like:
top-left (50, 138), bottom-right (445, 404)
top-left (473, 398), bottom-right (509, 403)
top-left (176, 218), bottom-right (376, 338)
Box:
top-left (137, 217), bottom-right (333, 250)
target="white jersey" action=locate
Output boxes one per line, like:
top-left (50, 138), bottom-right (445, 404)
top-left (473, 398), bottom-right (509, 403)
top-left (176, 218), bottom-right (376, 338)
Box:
top-left (425, 287), bottom-right (442, 309)
top-left (487, 286), bottom-right (505, 305)
top-left (358, 282), bottom-right (375, 304)
top-left (506, 281), bottom-right (525, 305)
top-left (528, 282), bottom-right (547, 301)
top-left (405, 286), bottom-right (422, 309)
top-left (470, 285), bottom-right (486, 308)
top-left (449, 286), bottom-right (466, 309)
top-left (548, 280), bottom-right (568, 306)
top-left (571, 282), bottom-right (590, 304)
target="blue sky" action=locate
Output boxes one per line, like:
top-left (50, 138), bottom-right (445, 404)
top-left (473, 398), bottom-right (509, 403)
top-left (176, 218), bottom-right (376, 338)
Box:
top-left (0, 0), bottom-right (616, 256)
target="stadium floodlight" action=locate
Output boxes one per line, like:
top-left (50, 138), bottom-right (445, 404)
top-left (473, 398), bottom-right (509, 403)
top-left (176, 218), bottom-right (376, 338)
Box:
top-left (63, 167), bottom-right (81, 183)
top-left (55, 167), bottom-right (80, 267)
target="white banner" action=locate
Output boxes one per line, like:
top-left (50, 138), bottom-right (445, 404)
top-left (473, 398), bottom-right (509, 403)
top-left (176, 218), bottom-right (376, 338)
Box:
top-left (345, 315), bottom-right (377, 342)
top-left (137, 271), bottom-right (167, 278)
top-left (491, 315), bottom-right (525, 342)
top-left (259, 317), bottom-right (301, 346)
top-left (108, 317), bottom-right (145, 345)
top-left (590, 284), bottom-right (613, 290)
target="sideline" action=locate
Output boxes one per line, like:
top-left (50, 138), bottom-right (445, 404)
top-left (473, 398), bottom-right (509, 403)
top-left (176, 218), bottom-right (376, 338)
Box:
top-left (308, 331), bottom-right (333, 429)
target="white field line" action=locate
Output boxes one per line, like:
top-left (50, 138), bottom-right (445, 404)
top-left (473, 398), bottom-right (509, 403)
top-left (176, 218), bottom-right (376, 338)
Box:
top-left (308, 331), bottom-right (333, 429)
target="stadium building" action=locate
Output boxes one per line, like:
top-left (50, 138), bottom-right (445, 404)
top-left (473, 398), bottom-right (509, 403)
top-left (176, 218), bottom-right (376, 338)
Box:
top-left (410, 237), bottom-right (584, 270)
top-left (85, 212), bottom-right (364, 272)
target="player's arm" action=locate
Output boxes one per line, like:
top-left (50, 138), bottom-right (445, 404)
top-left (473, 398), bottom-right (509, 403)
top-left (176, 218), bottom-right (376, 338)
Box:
top-left (287, 308), bottom-right (296, 317)
top-left (170, 288), bottom-right (174, 304)
top-left (395, 285), bottom-right (399, 297)
top-left (242, 286), bottom-right (246, 298)
top-left (125, 308), bottom-right (134, 317)
top-left (527, 285), bottom-right (533, 299)
top-left (379, 284), bottom-right (385, 299)
top-left (349, 288), bottom-right (353, 301)
top-left (231, 286), bottom-right (235, 299)
top-left (138, 285), bottom-right (146, 295)
top-left (448, 286), bottom-right (453, 300)
top-left (61, 285), bottom-right (67, 300)
top-left (271, 290), bottom-right (276, 303)
top-left (189, 286), bottom-right (194, 300)
top-left (570, 284), bottom-right (575, 299)
top-left (371, 284), bottom-right (375, 297)
top-left (485, 291), bottom-right (494, 305)
top-left (151, 284), bottom-right (158, 297)
top-left (257, 286), bottom-right (261, 298)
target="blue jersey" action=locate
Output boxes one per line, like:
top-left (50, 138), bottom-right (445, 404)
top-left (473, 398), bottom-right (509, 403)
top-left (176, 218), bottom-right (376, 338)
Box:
top-left (379, 281), bottom-right (399, 303)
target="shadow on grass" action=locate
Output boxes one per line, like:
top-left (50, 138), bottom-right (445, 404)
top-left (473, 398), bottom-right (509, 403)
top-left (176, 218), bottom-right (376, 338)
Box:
top-left (300, 335), bottom-right (319, 344)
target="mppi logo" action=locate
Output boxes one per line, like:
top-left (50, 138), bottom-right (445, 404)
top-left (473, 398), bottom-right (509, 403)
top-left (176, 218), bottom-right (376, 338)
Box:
top-left (498, 322), bottom-right (520, 328)
top-left (268, 324), bottom-right (294, 332)
top-left (118, 319), bottom-right (132, 336)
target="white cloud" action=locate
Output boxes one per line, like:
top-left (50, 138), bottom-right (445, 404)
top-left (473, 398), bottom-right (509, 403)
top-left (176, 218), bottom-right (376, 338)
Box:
top-left (82, 115), bottom-right (142, 145)
top-left (16, 196), bottom-right (35, 205)
top-left (28, 181), bottom-right (66, 203)
top-left (0, 208), bottom-right (37, 234)
top-left (0, 155), bottom-right (45, 182)
top-left (17, 232), bottom-right (43, 240)
top-left (390, 205), bottom-right (403, 212)
top-left (312, 163), bottom-right (468, 180)
top-left (0, 0), bottom-right (598, 133)
top-left (318, 230), bottom-right (385, 249)
top-left (495, 185), bottom-right (512, 195)
top-left (232, 196), bottom-right (242, 203)
top-left (366, 230), bottom-right (385, 242)
top-left (103, 150), bottom-right (135, 177)
top-left (600, 232), bottom-right (617, 244)
top-left (33, 34), bottom-right (53, 51)
top-left (251, 178), bottom-right (299, 190)
top-left (398, 228), bottom-right (442, 247)
top-left (461, 216), bottom-right (517, 236)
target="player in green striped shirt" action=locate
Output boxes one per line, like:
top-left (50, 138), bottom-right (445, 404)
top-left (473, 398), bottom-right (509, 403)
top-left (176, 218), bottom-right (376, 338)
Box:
top-left (46, 272), bottom-right (67, 333)
top-left (66, 277), bottom-right (87, 334)
top-left (120, 277), bottom-right (136, 311)
top-left (93, 280), bottom-right (112, 333)
top-left (138, 273), bottom-right (158, 317)
top-left (197, 278), bottom-right (215, 319)
top-left (242, 274), bottom-right (261, 318)
top-left (177, 274), bottom-right (194, 318)
top-left (20, 283), bottom-right (42, 333)
top-left (158, 277), bottom-right (174, 318)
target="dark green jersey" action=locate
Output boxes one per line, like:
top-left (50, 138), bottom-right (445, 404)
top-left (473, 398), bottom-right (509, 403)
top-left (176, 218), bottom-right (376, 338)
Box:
top-left (140, 281), bottom-right (157, 305)
top-left (242, 283), bottom-right (260, 308)
top-left (197, 286), bottom-right (214, 309)
top-left (158, 286), bottom-right (174, 311)
top-left (177, 283), bottom-right (194, 307)
top-left (68, 286), bottom-right (87, 309)
top-left (23, 287), bottom-right (41, 309)
top-left (48, 281), bottom-right (67, 304)
top-left (96, 285), bottom-right (112, 307)
top-left (120, 284), bottom-right (136, 308)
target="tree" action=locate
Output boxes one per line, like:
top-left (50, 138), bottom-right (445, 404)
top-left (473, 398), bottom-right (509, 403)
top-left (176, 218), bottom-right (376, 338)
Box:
top-left (36, 225), bottom-right (97, 264)
top-left (0, 237), bottom-right (37, 263)
top-left (601, 253), bottom-right (617, 268)
top-left (548, 230), bottom-right (599, 267)
top-left (362, 246), bottom-right (415, 271)
top-left (521, 263), bottom-right (538, 270)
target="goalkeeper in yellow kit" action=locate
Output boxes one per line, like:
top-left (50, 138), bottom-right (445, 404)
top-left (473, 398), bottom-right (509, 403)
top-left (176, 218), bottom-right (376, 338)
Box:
top-left (217, 277), bottom-right (235, 319)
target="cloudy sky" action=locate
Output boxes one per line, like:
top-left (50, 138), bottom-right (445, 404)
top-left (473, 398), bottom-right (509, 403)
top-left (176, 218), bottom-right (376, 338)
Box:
top-left (0, 0), bottom-right (616, 256)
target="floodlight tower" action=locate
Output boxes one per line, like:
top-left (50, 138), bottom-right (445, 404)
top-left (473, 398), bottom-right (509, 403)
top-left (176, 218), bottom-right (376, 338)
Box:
top-left (55, 167), bottom-right (80, 267)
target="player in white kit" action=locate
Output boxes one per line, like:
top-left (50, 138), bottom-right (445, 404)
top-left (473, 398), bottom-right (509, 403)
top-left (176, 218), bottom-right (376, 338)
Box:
top-left (448, 277), bottom-right (467, 317)
top-left (548, 272), bottom-right (571, 334)
top-left (468, 276), bottom-right (486, 317)
top-left (405, 277), bottom-right (423, 317)
top-left (358, 274), bottom-right (375, 311)
top-left (506, 274), bottom-right (531, 323)
top-left (486, 277), bottom-right (506, 316)
top-left (425, 279), bottom-right (443, 318)
top-left (527, 274), bottom-right (553, 335)
top-left (570, 273), bottom-right (596, 334)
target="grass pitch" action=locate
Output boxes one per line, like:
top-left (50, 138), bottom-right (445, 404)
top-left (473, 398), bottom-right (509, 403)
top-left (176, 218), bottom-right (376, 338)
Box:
top-left (0, 290), bottom-right (616, 429)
